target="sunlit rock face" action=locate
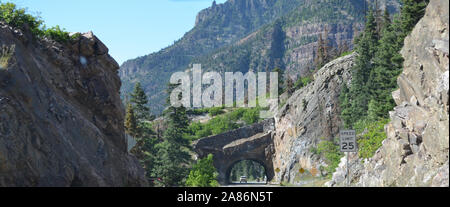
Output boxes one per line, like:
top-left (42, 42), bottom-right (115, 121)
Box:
top-left (0, 23), bottom-right (148, 187)
top-left (328, 0), bottom-right (449, 187)
top-left (271, 53), bottom-right (355, 184)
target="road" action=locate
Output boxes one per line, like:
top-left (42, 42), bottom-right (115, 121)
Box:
top-left (223, 182), bottom-right (278, 187)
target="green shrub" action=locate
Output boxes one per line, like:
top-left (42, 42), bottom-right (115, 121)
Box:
top-left (242, 107), bottom-right (261, 125)
top-left (208, 116), bottom-right (236, 135)
top-left (186, 107), bottom-right (261, 140)
top-left (1, 2), bottom-right (73, 43)
top-left (314, 139), bottom-right (343, 177)
top-left (294, 76), bottom-right (313, 90)
top-left (208, 107), bottom-right (224, 116)
top-left (186, 154), bottom-right (219, 187)
top-left (43, 26), bottom-right (71, 43)
top-left (356, 119), bottom-right (389, 159)
top-left (338, 50), bottom-right (353, 58)
top-left (187, 108), bottom-right (209, 115)
top-left (186, 115), bottom-right (237, 140)
top-left (0, 2), bottom-right (43, 35)
top-left (228, 108), bottom-right (246, 120)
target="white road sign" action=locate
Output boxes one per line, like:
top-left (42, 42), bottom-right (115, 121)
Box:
top-left (340, 130), bottom-right (357, 152)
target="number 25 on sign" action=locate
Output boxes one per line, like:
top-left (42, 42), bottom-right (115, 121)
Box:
top-left (340, 130), bottom-right (356, 152)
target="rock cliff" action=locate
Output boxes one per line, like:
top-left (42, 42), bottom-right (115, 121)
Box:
top-left (328, 0), bottom-right (449, 187)
top-left (0, 22), bottom-right (148, 186)
top-left (272, 53), bottom-right (355, 183)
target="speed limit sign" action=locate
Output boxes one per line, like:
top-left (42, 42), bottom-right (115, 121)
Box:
top-left (340, 130), bottom-right (356, 152)
top-left (340, 130), bottom-right (357, 186)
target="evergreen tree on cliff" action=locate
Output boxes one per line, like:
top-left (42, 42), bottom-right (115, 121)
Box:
top-left (128, 82), bottom-right (158, 184)
top-left (130, 82), bottom-right (153, 121)
top-left (340, 1), bottom-right (429, 127)
top-left (400, 0), bottom-right (429, 38)
top-left (152, 83), bottom-right (191, 186)
top-left (365, 0), bottom-right (428, 121)
top-left (315, 33), bottom-right (326, 69)
top-left (367, 12), bottom-right (404, 120)
top-left (342, 8), bottom-right (379, 127)
top-left (125, 103), bottom-right (138, 137)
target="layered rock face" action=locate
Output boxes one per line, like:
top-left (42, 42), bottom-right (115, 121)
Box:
top-left (272, 53), bottom-right (355, 183)
top-left (284, 23), bottom-right (361, 78)
top-left (329, 0), bottom-right (449, 187)
top-left (0, 23), bottom-right (148, 186)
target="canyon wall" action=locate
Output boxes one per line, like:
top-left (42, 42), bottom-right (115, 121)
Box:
top-left (0, 22), bottom-right (148, 186)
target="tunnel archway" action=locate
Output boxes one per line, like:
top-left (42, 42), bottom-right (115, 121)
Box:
top-left (227, 159), bottom-right (268, 184)
top-left (192, 118), bottom-right (276, 185)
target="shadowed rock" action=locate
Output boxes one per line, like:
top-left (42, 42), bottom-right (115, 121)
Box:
top-left (0, 22), bottom-right (148, 187)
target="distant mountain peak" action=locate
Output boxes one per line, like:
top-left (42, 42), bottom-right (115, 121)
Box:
top-left (120, 0), bottom-right (400, 115)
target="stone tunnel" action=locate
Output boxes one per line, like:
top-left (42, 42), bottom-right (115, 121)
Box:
top-left (192, 118), bottom-right (276, 185)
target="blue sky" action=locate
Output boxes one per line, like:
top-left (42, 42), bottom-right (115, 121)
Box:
top-left (6, 0), bottom-right (227, 64)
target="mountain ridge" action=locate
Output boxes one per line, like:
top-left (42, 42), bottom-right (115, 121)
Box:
top-left (120, 0), bottom-right (399, 115)
top-left (120, 0), bottom-right (310, 114)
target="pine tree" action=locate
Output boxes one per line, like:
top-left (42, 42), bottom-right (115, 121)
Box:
top-left (340, 1), bottom-right (429, 127)
top-left (315, 33), bottom-right (327, 69)
top-left (152, 82), bottom-right (191, 186)
top-left (270, 19), bottom-right (285, 69)
top-left (152, 140), bottom-right (190, 186)
top-left (125, 103), bottom-right (138, 137)
top-left (127, 84), bottom-right (159, 185)
top-left (126, 101), bottom-right (157, 184)
top-left (344, 8), bottom-right (379, 127)
top-left (374, 0), bottom-right (384, 36)
top-left (315, 27), bottom-right (335, 69)
top-left (367, 12), bottom-right (403, 121)
top-left (130, 82), bottom-right (152, 121)
top-left (339, 84), bottom-right (352, 128)
top-left (400, 0), bottom-right (429, 38)
top-left (381, 8), bottom-right (391, 31)
top-left (323, 27), bottom-right (330, 62)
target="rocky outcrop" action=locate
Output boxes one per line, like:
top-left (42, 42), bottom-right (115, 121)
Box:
top-left (328, 0), bottom-right (449, 187)
top-left (272, 53), bottom-right (355, 183)
top-left (0, 22), bottom-right (148, 186)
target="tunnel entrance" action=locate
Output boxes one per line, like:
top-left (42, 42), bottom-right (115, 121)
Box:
top-left (192, 118), bottom-right (276, 185)
top-left (228, 160), bottom-right (267, 184)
